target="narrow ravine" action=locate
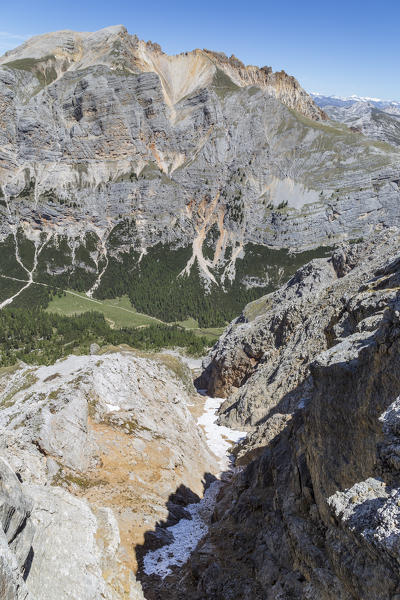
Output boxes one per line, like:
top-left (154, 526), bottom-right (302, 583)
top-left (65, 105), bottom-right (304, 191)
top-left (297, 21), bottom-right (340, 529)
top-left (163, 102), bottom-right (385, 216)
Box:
top-left (142, 387), bottom-right (246, 579)
top-left (0, 232), bottom-right (50, 309)
top-left (87, 235), bottom-right (109, 298)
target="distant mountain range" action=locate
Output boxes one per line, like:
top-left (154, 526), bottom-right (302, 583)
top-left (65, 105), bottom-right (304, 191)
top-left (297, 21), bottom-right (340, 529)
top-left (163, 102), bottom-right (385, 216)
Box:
top-left (311, 93), bottom-right (400, 147)
top-left (311, 92), bottom-right (400, 113)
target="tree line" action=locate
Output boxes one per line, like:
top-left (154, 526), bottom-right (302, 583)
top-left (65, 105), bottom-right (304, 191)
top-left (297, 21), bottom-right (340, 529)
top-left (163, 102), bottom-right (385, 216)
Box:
top-left (0, 308), bottom-right (209, 367)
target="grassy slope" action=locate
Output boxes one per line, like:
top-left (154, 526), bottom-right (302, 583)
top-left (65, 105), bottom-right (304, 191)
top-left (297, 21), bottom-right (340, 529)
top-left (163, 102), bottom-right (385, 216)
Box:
top-left (46, 291), bottom-right (221, 342)
top-left (46, 292), bottom-right (162, 328)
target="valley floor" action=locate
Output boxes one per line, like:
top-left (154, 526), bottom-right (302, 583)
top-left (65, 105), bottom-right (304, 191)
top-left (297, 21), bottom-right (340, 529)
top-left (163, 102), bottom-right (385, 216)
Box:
top-left (0, 273), bottom-right (223, 342)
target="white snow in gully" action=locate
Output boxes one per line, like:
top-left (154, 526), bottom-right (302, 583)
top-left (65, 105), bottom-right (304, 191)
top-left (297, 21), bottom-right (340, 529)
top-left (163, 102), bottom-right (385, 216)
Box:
top-left (142, 390), bottom-right (246, 579)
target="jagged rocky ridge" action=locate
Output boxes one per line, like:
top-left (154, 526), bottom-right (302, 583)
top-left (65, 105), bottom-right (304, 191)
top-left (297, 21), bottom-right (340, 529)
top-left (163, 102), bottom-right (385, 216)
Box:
top-left (0, 26), bottom-right (400, 306)
top-left (153, 229), bottom-right (400, 599)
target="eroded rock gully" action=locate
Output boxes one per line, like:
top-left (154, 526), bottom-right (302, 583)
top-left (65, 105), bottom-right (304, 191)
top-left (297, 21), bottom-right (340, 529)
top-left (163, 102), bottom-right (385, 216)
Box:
top-left (158, 229), bottom-right (400, 599)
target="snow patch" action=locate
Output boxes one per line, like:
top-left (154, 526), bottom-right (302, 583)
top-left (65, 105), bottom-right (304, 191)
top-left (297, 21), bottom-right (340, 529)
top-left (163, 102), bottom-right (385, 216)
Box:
top-left (142, 392), bottom-right (246, 578)
top-left (197, 393), bottom-right (246, 472)
top-left (105, 403), bottom-right (121, 412)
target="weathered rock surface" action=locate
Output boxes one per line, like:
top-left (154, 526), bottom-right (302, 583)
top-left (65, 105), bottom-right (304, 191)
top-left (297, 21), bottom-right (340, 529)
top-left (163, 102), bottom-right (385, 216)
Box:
top-left (0, 349), bottom-right (216, 599)
top-left (0, 457), bottom-right (33, 600)
top-left (0, 26), bottom-right (399, 295)
top-left (165, 229), bottom-right (400, 599)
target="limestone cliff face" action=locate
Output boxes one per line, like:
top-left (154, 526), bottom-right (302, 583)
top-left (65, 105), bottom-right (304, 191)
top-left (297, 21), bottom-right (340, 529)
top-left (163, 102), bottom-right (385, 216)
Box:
top-left (0, 26), bottom-right (399, 294)
top-left (0, 26), bottom-right (325, 121)
top-left (168, 230), bottom-right (400, 599)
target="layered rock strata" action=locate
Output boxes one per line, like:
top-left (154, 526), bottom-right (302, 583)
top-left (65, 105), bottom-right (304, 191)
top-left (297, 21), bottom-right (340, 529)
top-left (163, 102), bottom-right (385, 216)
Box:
top-left (0, 26), bottom-right (399, 288)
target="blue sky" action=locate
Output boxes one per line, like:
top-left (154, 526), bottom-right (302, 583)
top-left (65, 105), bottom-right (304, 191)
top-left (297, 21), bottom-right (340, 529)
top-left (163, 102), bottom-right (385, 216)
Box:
top-left (1, 0), bottom-right (399, 99)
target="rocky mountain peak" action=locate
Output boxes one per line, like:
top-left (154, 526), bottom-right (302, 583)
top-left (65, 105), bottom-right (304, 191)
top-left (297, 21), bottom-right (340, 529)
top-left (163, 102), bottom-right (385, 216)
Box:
top-left (0, 24), bottom-right (399, 329)
top-left (0, 25), bottom-right (325, 120)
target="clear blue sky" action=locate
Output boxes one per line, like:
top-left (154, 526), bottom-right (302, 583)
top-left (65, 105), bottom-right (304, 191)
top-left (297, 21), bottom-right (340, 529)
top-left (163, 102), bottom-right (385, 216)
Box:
top-left (1, 0), bottom-right (399, 99)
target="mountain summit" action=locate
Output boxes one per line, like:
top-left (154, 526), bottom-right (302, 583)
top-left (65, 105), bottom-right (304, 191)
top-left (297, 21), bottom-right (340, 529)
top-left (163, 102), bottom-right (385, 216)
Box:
top-left (0, 25), bottom-right (325, 119)
top-left (0, 26), bottom-right (399, 326)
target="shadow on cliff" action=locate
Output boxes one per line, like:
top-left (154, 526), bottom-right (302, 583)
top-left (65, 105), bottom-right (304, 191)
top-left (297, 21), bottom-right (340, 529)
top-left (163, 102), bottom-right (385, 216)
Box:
top-left (134, 412), bottom-right (298, 600)
top-left (140, 300), bottom-right (400, 599)
top-left (135, 371), bottom-right (320, 599)
top-left (135, 473), bottom-right (219, 600)
top-left (346, 496), bottom-right (387, 531)
top-left (220, 371), bottom-right (313, 470)
top-left (22, 546), bottom-right (34, 581)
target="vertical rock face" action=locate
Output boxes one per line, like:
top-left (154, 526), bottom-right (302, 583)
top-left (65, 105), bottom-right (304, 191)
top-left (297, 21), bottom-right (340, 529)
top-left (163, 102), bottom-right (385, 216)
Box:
top-left (0, 458), bottom-right (34, 600)
top-left (0, 350), bottom-right (216, 599)
top-left (0, 25), bottom-right (399, 294)
top-left (166, 230), bottom-right (400, 599)
top-left (0, 27), bottom-right (400, 334)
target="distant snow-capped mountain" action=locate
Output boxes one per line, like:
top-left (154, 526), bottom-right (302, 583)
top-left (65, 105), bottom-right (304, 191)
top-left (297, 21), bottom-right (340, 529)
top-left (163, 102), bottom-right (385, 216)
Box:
top-left (310, 93), bottom-right (400, 147)
top-left (311, 92), bottom-right (400, 113)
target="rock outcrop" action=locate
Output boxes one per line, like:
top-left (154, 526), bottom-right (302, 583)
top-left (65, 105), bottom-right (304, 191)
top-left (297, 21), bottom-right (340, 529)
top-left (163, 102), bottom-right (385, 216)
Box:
top-left (165, 229), bottom-right (400, 599)
top-left (0, 457), bottom-right (33, 600)
top-left (0, 349), bottom-right (216, 599)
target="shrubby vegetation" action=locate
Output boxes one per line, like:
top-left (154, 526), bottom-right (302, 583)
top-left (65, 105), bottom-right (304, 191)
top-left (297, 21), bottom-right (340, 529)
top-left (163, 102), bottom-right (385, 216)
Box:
top-left (34, 233), bottom-right (98, 292)
top-left (0, 231), bottom-right (99, 302)
top-left (0, 308), bottom-right (209, 367)
top-left (0, 278), bottom-right (25, 303)
top-left (0, 235), bottom-right (28, 279)
top-left (96, 243), bottom-right (256, 327)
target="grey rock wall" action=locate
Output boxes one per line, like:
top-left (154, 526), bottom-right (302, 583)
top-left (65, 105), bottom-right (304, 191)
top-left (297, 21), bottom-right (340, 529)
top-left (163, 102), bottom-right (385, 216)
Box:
top-left (170, 230), bottom-right (400, 599)
top-left (0, 27), bottom-right (399, 289)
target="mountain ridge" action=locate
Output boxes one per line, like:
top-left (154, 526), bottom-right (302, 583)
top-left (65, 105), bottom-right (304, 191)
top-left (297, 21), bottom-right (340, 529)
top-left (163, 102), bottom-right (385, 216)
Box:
top-left (0, 26), bottom-right (400, 326)
top-left (311, 92), bottom-right (400, 113)
top-left (311, 92), bottom-right (400, 148)
top-left (0, 25), bottom-right (326, 120)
